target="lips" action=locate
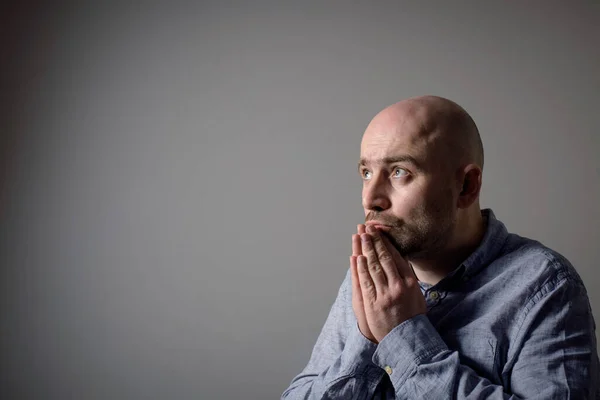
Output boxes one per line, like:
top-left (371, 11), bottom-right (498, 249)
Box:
top-left (366, 222), bottom-right (392, 231)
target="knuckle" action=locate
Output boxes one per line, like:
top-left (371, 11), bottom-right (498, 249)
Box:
top-left (390, 281), bottom-right (403, 292)
top-left (369, 262), bottom-right (383, 273)
top-left (377, 294), bottom-right (391, 306)
top-left (363, 245), bottom-right (376, 256)
top-left (361, 276), bottom-right (373, 287)
top-left (378, 251), bottom-right (393, 263)
top-left (374, 299), bottom-right (391, 313)
top-left (372, 304), bottom-right (384, 313)
top-left (366, 295), bottom-right (377, 305)
top-left (387, 289), bottom-right (401, 301)
top-left (404, 277), bottom-right (418, 288)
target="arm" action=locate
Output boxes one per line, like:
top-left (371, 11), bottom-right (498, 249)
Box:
top-left (507, 272), bottom-right (598, 398)
top-left (281, 270), bottom-right (387, 399)
top-left (371, 273), bottom-right (599, 399)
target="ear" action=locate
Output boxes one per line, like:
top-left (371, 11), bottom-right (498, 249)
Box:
top-left (457, 164), bottom-right (482, 209)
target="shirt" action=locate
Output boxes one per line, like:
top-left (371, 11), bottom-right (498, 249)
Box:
top-left (281, 209), bottom-right (599, 399)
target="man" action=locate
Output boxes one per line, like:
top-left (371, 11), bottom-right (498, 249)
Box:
top-left (281, 96), bottom-right (599, 399)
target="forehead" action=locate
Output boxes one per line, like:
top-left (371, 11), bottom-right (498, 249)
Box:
top-left (360, 116), bottom-right (435, 165)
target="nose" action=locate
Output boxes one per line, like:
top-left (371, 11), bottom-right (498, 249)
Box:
top-left (362, 175), bottom-right (391, 212)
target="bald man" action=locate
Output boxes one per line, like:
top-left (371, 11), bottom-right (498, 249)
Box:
top-left (282, 96), bottom-right (599, 399)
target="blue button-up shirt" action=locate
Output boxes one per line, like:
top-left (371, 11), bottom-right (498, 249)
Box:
top-left (282, 209), bottom-right (599, 399)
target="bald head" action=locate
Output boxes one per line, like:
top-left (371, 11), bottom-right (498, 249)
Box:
top-left (359, 96), bottom-right (485, 264)
top-left (365, 95), bottom-right (484, 171)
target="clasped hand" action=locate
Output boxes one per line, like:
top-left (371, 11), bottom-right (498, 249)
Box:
top-left (350, 224), bottom-right (427, 343)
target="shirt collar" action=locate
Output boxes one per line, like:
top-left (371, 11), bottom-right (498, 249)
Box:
top-left (419, 208), bottom-right (509, 291)
top-left (459, 208), bottom-right (509, 279)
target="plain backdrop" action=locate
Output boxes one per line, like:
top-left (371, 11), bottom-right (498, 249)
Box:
top-left (1, 1), bottom-right (599, 399)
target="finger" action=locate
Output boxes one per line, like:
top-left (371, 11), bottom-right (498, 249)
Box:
top-left (366, 226), bottom-right (400, 283)
top-left (358, 224), bottom-right (366, 235)
top-left (379, 232), bottom-right (415, 279)
top-left (352, 234), bottom-right (362, 256)
top-left (357, 255), bottom-right (376, 301)
top-left (350, 256), bottom-right (363, 302)
top-left (360, 233), bottom-right (388, 290)
top-left (352, 256), bottom-right (375, 341)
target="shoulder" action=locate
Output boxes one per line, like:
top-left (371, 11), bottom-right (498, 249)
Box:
top-left (496, 233), bottom-right (587, 302)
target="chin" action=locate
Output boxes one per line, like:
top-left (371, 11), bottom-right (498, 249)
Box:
top-left (386, 235), bottom-right (419, 258)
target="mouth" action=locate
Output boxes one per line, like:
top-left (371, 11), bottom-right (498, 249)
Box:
top-left (365, 222), bottom-right (392, 231)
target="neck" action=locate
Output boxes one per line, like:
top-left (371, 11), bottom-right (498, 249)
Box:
top-left (409, 209), bottom-right (486, 286)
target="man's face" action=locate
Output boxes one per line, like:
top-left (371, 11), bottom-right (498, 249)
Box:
top-left (359, 115), bottom-right (458, 259)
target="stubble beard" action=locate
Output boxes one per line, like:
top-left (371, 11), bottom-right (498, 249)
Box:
top-left (370, 199), bottom-right (456, 260)
top-left (387, 217), bottom-right (454, 260)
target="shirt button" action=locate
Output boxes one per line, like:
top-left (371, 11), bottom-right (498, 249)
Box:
top-left (384, 365), bottom-right (393, 375)
top-left (429, 290), bottom-right (439, 300)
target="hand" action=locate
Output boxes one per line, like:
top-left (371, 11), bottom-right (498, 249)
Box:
top-left (350, 224), bottom-right (377, 342)
top-left (356, 226), bottom-right (427, 343)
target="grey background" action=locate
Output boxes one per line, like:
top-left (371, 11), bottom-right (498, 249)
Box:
top-left (1, 2), bottom-right (599, 399)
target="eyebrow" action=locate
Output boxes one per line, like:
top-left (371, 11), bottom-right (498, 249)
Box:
top-left (358, 155), bottom-right (423, 171)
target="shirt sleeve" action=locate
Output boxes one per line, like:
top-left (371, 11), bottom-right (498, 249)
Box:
top-left (371, 273), bottom-right (599, 399)
top-left (281, 269), bottom-right (387, 399)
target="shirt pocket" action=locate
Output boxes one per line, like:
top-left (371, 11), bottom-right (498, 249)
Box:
top-left (442, 328), bottom-right (501, 384)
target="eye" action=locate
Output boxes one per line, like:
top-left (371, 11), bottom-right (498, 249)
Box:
top-left (393, 167), bottom-right (408, 178)
top-left (361, 169), bottom-right (372, 180)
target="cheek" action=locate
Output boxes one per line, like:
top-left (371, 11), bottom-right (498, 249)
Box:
top-left (390, 187), bottom-right (426, 217)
